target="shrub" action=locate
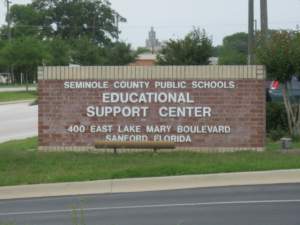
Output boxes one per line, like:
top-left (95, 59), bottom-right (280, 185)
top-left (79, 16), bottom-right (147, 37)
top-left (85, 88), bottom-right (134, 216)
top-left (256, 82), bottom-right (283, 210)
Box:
top-left (267, 102), bottom-right (288, 140)
top-left (268, 129), bottom-right (287, 141)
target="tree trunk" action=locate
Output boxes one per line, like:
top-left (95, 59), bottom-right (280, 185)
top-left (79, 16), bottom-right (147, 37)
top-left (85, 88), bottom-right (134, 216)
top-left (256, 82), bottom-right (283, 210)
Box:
top-left (25, 72), bottom-right (29, 92)
top-left (282, 83), bottom-right (300, 137)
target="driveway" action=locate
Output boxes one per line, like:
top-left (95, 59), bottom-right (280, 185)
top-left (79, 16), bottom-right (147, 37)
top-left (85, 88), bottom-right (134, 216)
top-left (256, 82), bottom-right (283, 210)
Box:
top-left (0, 102), bottom-right (38, 143)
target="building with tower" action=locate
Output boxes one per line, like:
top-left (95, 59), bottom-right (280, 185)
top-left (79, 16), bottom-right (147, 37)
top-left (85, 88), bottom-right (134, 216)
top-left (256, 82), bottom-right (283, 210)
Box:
top-left (146, 27), bottom-right (161, 53)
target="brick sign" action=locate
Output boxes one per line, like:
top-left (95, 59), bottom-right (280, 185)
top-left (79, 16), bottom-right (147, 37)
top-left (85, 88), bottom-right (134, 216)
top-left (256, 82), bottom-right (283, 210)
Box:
top-left (38, 66), bottom-right (266, 152)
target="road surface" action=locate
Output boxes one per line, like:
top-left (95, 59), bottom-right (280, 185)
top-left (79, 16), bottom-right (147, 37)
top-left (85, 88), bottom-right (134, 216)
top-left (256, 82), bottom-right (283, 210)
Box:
top-left (0, 102), bottom-right (37, 143)
top-left (0, 184), bottom-right (299, 225)
top-left (0, 87), bottom-right (36, 92)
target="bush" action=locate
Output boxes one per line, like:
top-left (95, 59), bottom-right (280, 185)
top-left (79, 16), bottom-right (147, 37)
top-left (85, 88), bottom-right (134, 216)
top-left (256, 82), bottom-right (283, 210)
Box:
top-left (268, 129), bottom-right (287, 141)
top-left (267, 102), bottom-right (288, 140)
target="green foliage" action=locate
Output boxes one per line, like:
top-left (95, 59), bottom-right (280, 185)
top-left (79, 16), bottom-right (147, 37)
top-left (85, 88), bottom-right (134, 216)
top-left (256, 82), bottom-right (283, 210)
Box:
top-left (0, 1), bottom-right (136, 78)
top-left (136, 47), bottom-right (151, 55)
top-left (30, 0), bottom-right (124, 44)
top-left (157, 28), bottom-right (213, 65)
top-left (267, 102), bottom-right (288, 133)
top-left (0, 40), bottom-right (8, 72)
top-left (219, 48), bottom-right (247, 65)
top-left (71, 37), bottom-right (106, 65)
top-left (219, 32), bottom-right (248, 65)
top-left (268, 129), bottom-right (287, 141)
top-left (212, 45), bottom-right (221, 57)
top-left (45, 38), bottom-right (72, 66)
top-left (256, 31), bottom-right (300, 82)
top-left (0, 40), bottom-right (7, 50)
top-left (291, 33), bottom-right (300, 74)
top-left (0, 37), bottom-right (47, 82)
top-left (267, 102), bottom-right (289, 141)
top-left (257, 31), bottom-right (300, 137)
top-left (105, 42), bottom-right (137, 65)
top-left (70, 38), bottom-right (136, 65)
top-left (10, 4), bottom-right (43, 38)
top-left (223, 32), bottom-right (248, 54)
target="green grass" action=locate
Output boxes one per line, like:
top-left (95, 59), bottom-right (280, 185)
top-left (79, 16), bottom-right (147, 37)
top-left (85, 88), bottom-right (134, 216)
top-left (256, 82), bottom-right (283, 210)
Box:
top-left (0, 91), bottom-right (37, 102)
top-left (0, 137), bottom-right (300, 187)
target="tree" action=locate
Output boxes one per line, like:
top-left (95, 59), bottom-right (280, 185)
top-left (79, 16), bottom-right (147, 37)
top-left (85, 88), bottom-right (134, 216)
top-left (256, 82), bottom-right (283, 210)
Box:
top-left (1, 0), bottom-right (125, 45)
top-left (45, 38), bottom-right (72, 66)
top-left (104, 42), bottom-right (137, 65)
top-left (157, 29), bottom-right (213, 65)
top-left (257, 31), bottom-right (300, 136)
top-left (70, 38), bottom-right (136, 66)
top-left (71, 37), bottom-right (106, 65)
top-left (218, 32), bottom-right (248, 65)
top-left (0, 40), bottom-right (8, 72)
top-left (9, 4), bottom-right (43, 38)
top-left (0, 37), bottom-right (47, 83)
top-left (135, 47), bottom-right (151, 55)
top-left (0, 0), bottom-right (135, 79)
top-left (212, 45), bottom-right (221, 57)
top-left (30, 0), bottom-right (125, 45)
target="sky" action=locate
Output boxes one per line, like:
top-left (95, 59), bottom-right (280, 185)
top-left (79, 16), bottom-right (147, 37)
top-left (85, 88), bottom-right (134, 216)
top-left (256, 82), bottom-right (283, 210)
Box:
top-left (0, 0), bottom-right (300, 47)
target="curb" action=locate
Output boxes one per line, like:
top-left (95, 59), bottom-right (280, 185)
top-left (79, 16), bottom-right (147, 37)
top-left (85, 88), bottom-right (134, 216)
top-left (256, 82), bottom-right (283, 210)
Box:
top-left (0, 100), bottom-right (36, 106)
top-left (0, 169), bottom-right (300, 200)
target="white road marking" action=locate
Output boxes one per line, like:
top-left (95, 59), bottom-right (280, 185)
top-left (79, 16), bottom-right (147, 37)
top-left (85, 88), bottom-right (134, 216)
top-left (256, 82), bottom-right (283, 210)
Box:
top-left (1, 199), bottom-right (300, 216)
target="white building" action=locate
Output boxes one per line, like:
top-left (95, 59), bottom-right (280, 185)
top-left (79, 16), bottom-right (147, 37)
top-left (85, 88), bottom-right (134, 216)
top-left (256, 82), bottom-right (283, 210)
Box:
top-left (146, 27), bottom-right (161, 53)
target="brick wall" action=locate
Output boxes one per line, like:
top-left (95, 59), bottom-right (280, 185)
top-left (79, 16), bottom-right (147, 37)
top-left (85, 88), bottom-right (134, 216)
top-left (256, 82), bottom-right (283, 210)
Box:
top-left (129, 59), bottom-right (156, 66)
top-left (38, 66), bottom-right (266, 152)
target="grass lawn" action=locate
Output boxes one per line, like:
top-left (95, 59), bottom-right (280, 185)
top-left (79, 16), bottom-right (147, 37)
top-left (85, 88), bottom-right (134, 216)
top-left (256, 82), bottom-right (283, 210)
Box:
top-left (0, 137), bottom-right (300, 187)
top-left (0, 91), bottom-right (37, 102)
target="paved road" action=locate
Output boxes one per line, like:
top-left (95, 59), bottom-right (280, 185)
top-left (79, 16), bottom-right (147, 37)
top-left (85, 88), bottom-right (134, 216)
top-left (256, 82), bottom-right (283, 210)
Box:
top-left (0, 184), bottom-right (299, 225)
top-left (0, 102), bottom-right (37, 143)
top-left (0, 87), bottom-right (36, 92)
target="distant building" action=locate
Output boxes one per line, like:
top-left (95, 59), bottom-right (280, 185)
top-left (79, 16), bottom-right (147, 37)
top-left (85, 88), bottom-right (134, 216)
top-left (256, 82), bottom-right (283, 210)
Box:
top-left (130, 53), bottom-right (157, 66)
top-left (146, 27), bottom-right (161, 53)
top-left (0, 73), bottom-right (12, 84)
top-left (209, 57), bottom-right (219, 65)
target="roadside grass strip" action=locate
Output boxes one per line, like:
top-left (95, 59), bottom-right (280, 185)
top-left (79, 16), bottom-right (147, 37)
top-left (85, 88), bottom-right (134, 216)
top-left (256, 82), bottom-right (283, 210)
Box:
top-left (0, 91), bottom-right (37, 102)
top-left (0, 137), bottom-right (300, 186)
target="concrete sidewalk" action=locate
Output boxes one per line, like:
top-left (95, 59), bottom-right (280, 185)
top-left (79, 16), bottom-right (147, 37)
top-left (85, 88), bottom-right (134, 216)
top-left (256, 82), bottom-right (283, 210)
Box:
top-left (0, 100), bottom-right (35, 105)
top-left (1, 169), bottom-right (300, 200)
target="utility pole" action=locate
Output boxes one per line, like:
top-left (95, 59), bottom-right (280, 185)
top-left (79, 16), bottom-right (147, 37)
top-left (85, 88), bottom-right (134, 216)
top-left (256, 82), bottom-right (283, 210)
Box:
top-left (5, 0), bottom-right (12, 42)
top-left (115, 14), bottom-right (120, 42)
top-left (248, 0), bottom-right (255, 65)
top-left (5, 0), bottom-right (13, 84)
top-left (260, 0), bottom-right (269, 40)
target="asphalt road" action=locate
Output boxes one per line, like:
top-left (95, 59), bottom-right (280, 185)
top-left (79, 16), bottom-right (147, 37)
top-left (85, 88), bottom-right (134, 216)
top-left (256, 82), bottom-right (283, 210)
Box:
top-left (0, 87), bottom-right (36, 92)
top-left (0, 102), bottom-right (37, 143)
top-left (0, 184), bottom-right (299, 225)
